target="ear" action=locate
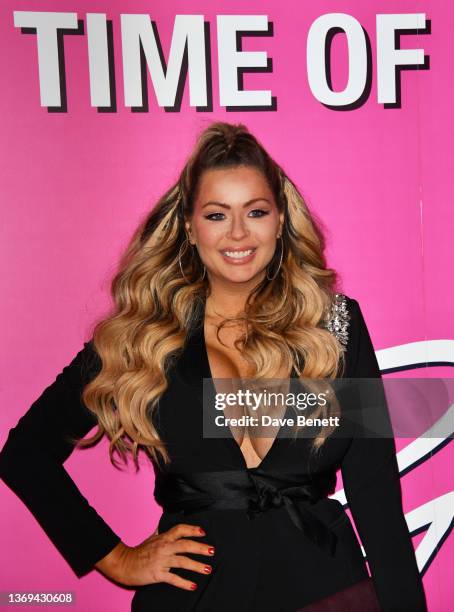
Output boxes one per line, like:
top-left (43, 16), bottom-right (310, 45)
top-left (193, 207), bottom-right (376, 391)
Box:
top-left (278, 212), bottom-right (284, 235)
top-left (185, 220), bottom-right (195, 244)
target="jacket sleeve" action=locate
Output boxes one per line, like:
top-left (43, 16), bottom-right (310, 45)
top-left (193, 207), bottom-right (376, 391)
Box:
top-left (0, 341), bottom-right (122, 578)
top-left (340, 297), bottom-right (427, 611)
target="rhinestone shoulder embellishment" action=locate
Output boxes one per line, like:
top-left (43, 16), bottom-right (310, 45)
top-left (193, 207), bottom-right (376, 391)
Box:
top-left (324, 293), bottom-right (351, 350)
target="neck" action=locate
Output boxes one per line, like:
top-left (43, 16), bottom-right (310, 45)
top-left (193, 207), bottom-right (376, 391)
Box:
top-left (204, 270), bottom-right (265, 318)
top-left (205, 296), bottom-right (245, 320)
top-left (205, 287), bottom-right (250, 319)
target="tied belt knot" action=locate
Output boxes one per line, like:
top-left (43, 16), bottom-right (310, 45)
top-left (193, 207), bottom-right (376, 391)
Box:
top-left (247, 476), bottom-right (287, 516)
top-left (154, 468), bottom-right (338, 556)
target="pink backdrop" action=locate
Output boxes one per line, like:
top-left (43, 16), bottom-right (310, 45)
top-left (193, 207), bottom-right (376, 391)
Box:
top-left (1, 1), bottom-right (452, 610)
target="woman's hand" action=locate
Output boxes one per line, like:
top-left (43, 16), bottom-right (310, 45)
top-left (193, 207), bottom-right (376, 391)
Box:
top-left (95, 524), bottom-right (214, 591)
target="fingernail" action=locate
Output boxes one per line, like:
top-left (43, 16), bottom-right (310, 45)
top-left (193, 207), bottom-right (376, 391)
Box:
top-left (208, 547), bottom-right (215, 555)
top-left (204, 565), bottom-right (212, 574)
top-left (199, 528), bottom-right (206, 535)
top-left (190, 583), bottom-right (197, 590)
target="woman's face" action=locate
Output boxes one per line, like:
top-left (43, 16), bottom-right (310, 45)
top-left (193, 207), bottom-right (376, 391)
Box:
top-left (186, 165), bottom-right (284, 287)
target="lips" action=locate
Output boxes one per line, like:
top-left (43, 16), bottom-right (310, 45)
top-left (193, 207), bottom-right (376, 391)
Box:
top-left (221, 247), bottom-right (255, 259)
top-left (220, 247), bottom-right (257, 263)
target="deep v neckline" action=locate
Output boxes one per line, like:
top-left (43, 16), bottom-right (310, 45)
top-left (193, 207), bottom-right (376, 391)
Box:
top-left (200, 306), bottom-right (298, 471)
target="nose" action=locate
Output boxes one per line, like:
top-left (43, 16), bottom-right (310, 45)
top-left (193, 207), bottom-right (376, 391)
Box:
top-left (227, 214), bottom-right (249, 240)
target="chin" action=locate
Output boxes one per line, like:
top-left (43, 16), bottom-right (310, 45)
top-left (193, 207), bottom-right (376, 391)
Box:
top-left (220, 269), bottom-right (265, 284)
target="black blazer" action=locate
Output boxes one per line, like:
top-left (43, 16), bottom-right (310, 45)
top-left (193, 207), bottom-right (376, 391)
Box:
top-left (0, 295), bottom-right (427, 612)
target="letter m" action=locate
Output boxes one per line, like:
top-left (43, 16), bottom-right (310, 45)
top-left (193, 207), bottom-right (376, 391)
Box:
top-left (121, 14), bottom-right (207, 108)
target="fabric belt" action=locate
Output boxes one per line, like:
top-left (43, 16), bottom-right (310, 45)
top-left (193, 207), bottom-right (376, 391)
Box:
top-left (154, 468), bottom-right (338, 556)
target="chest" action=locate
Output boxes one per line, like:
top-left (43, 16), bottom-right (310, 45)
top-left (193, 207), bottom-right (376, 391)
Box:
top-left (203, 320), bottom-right (292, 378)
top-left (204, 320), bottom-right (292, 469)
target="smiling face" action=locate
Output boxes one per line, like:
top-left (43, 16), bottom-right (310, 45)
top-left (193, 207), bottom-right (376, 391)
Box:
top-left (185, 165), bottom-right (284, 289)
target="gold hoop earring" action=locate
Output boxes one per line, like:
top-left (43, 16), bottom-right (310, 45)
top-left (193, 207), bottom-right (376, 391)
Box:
top-left (266, 235), bottom-right (283, 281)
top-left (178, 236), bottom-right (206, 284)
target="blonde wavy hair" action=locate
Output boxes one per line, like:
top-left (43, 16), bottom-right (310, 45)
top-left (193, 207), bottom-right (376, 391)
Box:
top-left (74, 121), bottom-right (346, 469)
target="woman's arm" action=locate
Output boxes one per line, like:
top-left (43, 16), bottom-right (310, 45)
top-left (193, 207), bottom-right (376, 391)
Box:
top-left (340, 297), bottom-right (427, 611)
top-left (0, 341), bottom-right (123, 578)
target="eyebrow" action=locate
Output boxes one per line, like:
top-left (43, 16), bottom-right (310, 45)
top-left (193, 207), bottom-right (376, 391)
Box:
top-left (201, 198), bottom-right (271, 210)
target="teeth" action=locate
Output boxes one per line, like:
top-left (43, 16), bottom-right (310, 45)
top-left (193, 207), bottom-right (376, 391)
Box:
top-left (223, 249), bottom-right (254, 259)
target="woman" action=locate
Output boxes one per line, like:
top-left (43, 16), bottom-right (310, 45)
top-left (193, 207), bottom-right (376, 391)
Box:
top-left (0, 122), bottom-right (426, 611)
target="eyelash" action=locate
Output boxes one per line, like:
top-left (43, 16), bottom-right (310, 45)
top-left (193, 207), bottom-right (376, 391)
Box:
top-left (204, 210), bottom-right (270, 221)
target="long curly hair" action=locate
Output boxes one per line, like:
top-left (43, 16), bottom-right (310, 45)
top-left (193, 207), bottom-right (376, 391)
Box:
top-left (74, 121), bottom-right (346, 469)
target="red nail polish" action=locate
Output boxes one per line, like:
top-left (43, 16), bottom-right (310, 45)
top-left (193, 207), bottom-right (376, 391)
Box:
top-left (190, 583), bottom-right (197, 590)
top-left (204, 565), bottom-right (212, 574)
top-left (199, 527), bottom-right (206, 535)
top-left (208, 547), bottom-right (215, 555)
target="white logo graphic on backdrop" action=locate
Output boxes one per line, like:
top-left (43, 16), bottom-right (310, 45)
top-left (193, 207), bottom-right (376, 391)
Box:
top-left (331, 340), bottom-right (454, 575)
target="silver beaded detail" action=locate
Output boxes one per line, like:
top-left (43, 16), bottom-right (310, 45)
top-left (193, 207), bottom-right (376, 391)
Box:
top-left (324, 293), bottom-right (350, 350)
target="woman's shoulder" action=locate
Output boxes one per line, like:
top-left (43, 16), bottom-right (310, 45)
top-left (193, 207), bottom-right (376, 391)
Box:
top-left (58, 338), bottom-right (103, 389)
top-left (326, 293), bottom-right (380, 378)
